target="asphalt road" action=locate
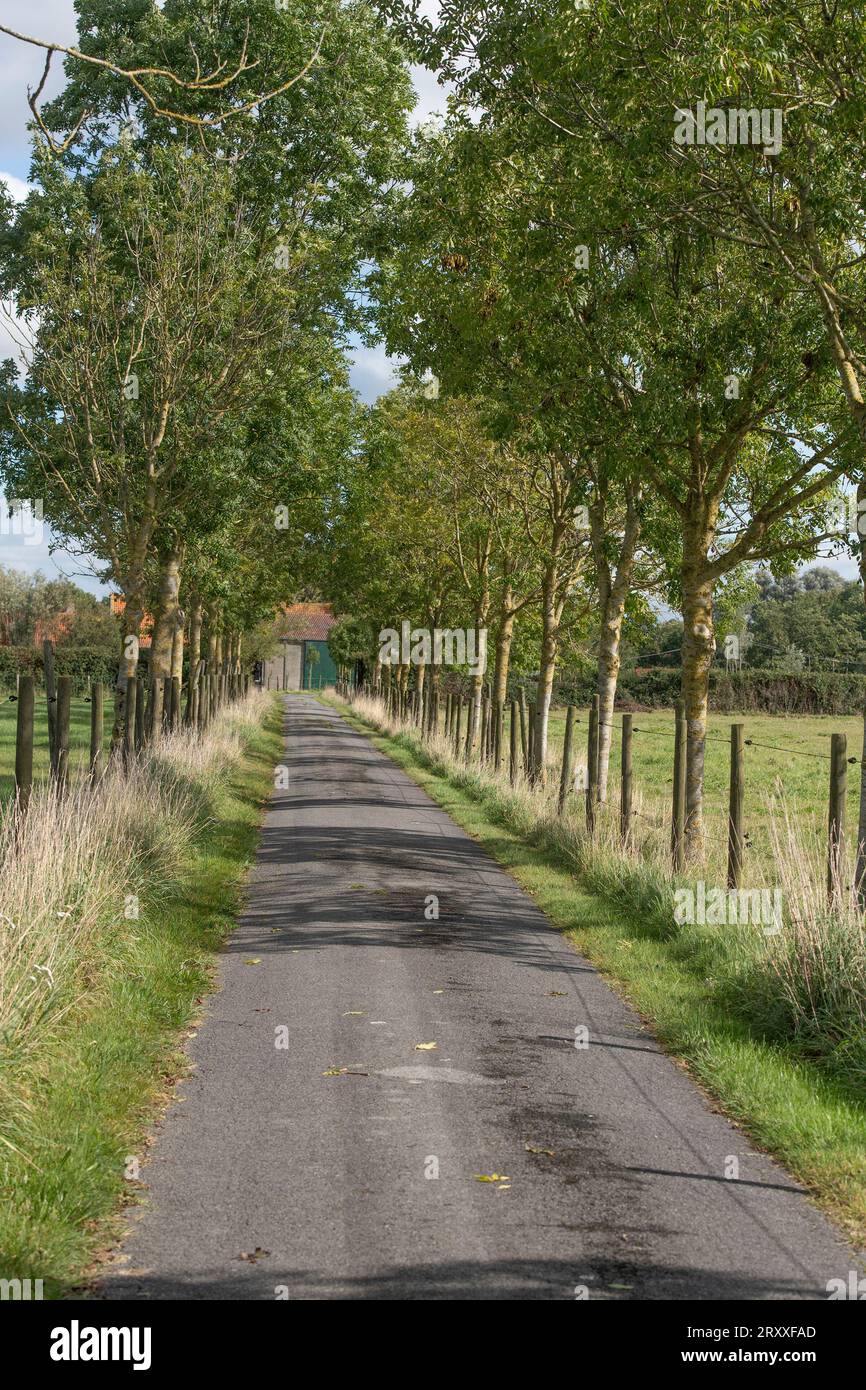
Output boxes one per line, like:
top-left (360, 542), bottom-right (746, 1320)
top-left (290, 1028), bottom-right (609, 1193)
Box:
top-left (100, 695), bottom-right (857, 1300)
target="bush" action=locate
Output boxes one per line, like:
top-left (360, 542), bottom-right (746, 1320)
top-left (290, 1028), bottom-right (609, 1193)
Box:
top-left (551, 667), bottom-right (865, 715)
top-left (0, 645), bottom-right (117, 694)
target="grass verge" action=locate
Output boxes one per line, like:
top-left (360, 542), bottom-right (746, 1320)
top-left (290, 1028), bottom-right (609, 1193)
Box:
top-left (332, 696), bottom-right (866, 1251)
top-left (0, 694), bottom-right (283, 1297)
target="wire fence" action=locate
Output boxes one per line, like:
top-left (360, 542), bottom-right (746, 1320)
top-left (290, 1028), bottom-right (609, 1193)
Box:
top-left (337, 672), bottom-right (861, 899)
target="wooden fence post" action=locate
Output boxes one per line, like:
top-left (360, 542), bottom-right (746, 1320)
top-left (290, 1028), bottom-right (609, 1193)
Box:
top-left (620, 713), bottom-right (633, 845)
top-left (671, 699), bottom-right (687, 872)
top-left (727, 723), bottom-right (745, 889)
top-left (171, 676), bottom-right (181, 732)
top-left (43, 638), bottom-right (58, 776)
top-left (89, 681), bottom-right (104, 779)
top-left (135, 676), bottom-right (144, 751)
top-left (558, 705), bottom-right (576, 815)
top-left (510, 699), bottom-right (518, 786)
top-left (56, 675), bottom-right (71, 792)
top-left (516, 689), bottom-right (526, 769)
top-left (464, 695), bottom-right (474, 763)
top-left (15, 674), bottom-right (34, 814)
top-left (138, 678), bottom-right (149, 749)
top-left (586, 694), bottom-right (599, 835)
top-left (123, 678), bottom-right (136, 767)
top-left (151, 676), bottom-right (165, 740)
top-left (527, 701), bottom-right (536, 779)
top-left (828, 731), bottom-right (847, 898)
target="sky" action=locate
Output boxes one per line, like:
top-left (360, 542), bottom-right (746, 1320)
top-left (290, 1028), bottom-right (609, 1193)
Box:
top-left (0, 2), bottom-right (449, 593)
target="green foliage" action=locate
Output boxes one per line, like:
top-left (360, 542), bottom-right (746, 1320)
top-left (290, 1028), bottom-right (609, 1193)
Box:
top-left (327, 613), bottom-right (378, 668)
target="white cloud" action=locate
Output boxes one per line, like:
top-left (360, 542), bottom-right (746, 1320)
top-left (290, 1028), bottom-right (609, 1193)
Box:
top-left (409, 64), bottom-right (452, 128)
top-left (0, 169), bottom-right (28, 201)
top-left (349, 342), bottom-right (403, 402)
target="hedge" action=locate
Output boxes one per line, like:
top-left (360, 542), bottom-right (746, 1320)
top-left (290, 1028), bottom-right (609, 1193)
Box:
top-left (548, 668), bottom-right (866, 716)
top-left (0, 645), bottom-right (117, 695)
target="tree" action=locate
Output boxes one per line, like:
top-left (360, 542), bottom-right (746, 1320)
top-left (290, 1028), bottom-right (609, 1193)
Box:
top-left (2, 0), bottom-right (411, 744)
top-left (1, 6), bottom-right (326, 153)
top-left (376, 3), bottom-right (860, 851)
top-left (1, 143), bottom-right (301, 742)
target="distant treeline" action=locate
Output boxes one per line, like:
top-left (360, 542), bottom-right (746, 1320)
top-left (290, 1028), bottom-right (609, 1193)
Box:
top-left (634, 568), bottom-right (866, 675)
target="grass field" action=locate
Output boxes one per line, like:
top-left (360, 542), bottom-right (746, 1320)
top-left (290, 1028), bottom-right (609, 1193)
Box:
top-left (0, 694), bottom-right (114, 801)
top-left (431, 703), bottom-right (864, 888)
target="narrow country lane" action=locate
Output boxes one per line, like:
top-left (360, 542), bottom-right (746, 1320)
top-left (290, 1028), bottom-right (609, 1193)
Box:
top-left (99, 696), bottom-right (856, 1301)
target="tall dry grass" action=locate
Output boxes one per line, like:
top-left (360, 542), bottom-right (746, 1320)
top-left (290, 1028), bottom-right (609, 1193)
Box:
top-left (0, 691), bottom-right (270, 1151)
top-left (340, 689), bottom-right (866, 1087)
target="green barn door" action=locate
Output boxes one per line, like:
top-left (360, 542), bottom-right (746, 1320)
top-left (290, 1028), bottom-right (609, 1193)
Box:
top-left (303, 639), bottom-right (337, 689)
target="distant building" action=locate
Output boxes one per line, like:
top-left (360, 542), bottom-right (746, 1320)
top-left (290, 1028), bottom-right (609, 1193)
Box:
top-left (261, 602), bottom-right (338, 690)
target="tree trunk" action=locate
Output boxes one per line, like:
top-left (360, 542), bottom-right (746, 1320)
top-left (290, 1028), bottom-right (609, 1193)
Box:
top-left (111, 585), bottom-right (145, 751)
top-left (464, 592), bottom-right (490, 758)
top-left (170, 605), bottom-right (184, 686)
top-left (532, 554), bottom-right (563, 783)
top-left (186, 596), bottom-right (203, 724)
top-left (595, 595), bottom-right (624, 803)
top-left (589, 486), bottom-right (641, 802)
top-left (492, 592), bottom-right (516, 710)
top-left (150, 550), bottom-right (182, 737)
top-left (206, 606), bottom-right (219, 672)
top-left (681, 551), bottom-right (715, 861)
top-left (428, 665), bottom-right (441, 733)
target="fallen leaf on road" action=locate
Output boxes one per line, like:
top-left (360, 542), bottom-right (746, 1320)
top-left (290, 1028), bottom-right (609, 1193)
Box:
top-left (342, 1011), bottom-right (367, 1016)
top-left (608, 1282), bottom-right (633, 1290)
top-left (549, 991), bottom-right (567, 997)
top-left (433, 989), bottom-right (444, 995)
top-left (239, 1248), bottom-right (270, 1263)
top-left (525, 1143), bottom-right (555, 1157)
top-left (243, 958), bottom-right (262, 966)
top-left (474, 1173), bottom-right (509, 1183)
top-left (414, 1042), bottom-right (437, 1050)
top-left (322, 1067), bottom-right (369, 1077)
